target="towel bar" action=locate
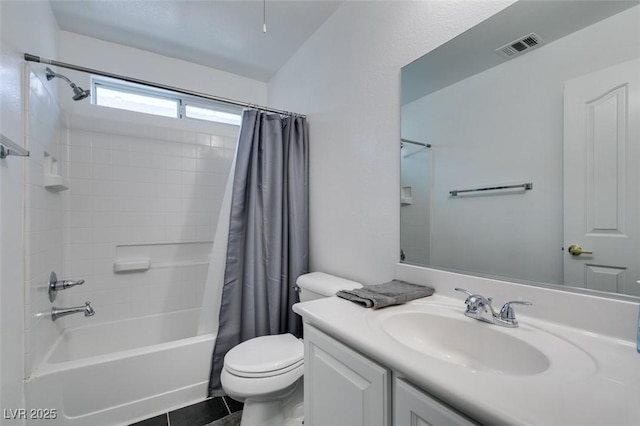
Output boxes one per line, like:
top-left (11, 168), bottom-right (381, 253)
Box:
top-left (0, 134), bottom-right (29, 159)
top-left (449, 182), bottom-right (533, 197)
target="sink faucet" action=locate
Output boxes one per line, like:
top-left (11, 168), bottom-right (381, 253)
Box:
top-left (455, 288), bottom-right (531, 328)
top-left (51, 301), bottom-right (95, 322)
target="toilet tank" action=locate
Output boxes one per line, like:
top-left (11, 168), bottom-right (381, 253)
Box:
top-left (296, 272), bottom-right (363, 302)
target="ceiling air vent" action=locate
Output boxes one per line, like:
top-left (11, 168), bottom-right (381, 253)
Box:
top-left (496, 33), bottom-right (544, 59)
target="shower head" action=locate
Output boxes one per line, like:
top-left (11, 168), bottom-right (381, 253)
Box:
top-left (70, 85), bottom-right (91, 101)
top-left (45, 67), bottom-right (90, 101)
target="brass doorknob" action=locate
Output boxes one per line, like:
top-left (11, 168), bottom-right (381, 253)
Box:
top-left (568, 244), bottom-right (593, 256)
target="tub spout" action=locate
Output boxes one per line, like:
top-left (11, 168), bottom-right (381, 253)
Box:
top-left (51, 301), bottom-right (95, 322)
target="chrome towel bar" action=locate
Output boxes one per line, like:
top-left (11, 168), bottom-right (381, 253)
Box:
top-left (449, 182), bottom-right (532, 197)
top-left (0, 134), bottom-right (29, 159)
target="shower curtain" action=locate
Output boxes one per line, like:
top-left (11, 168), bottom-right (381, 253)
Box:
top-left (208, 109), bottom-right (309, 397)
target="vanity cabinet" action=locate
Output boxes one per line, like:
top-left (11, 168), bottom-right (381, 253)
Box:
top-left (303, 324), bottom-right (478, 426)
top-left (394, 378), bottom-right (477, 426)
top-left (304, 324), bottom-right (390, 426)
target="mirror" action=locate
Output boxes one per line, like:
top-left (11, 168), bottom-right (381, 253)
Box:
top-left (400, 0), bottom-right (640, 297)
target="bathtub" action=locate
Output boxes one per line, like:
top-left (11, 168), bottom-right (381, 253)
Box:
top-left (26, 309), bottom-right (216, 426)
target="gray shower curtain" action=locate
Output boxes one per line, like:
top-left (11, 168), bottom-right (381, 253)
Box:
top-left (208, 109), bottom-right (309, 397)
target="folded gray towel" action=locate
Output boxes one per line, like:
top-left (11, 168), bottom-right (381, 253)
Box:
top-left (336, 280), bottom-right (434, 309)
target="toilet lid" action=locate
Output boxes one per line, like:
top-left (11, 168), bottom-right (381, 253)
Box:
top-left (224, 334), bottom-right (303, 377)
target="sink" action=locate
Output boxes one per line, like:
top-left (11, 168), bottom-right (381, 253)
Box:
top-left (381, 311), bottom-right (550, 375)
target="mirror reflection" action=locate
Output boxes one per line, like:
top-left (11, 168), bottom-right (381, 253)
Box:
top-left (400, 0), bottom-right (640, 297)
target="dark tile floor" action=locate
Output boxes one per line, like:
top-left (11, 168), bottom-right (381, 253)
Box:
top-left (129, 396), bottom-right (242, 426)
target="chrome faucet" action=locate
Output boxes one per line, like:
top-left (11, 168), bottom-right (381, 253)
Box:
top-left (455, 288), bottom-right (531, 328)
top-left (51, 301), bottom-right (95, 322)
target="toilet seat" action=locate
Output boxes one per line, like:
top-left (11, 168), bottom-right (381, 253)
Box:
top-left (224, 334), bottom-right (303, 378)
top-left (226, 358), bottom-right (303, 378)
top-left (221, 361), bottom-right (303, 402)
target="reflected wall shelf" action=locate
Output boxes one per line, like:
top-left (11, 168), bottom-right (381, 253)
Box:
top-left (401, 186), bottom-right (413, 205)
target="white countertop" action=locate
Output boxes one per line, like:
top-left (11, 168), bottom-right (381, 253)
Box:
top-left (293, 294), bottom-right (640, 426)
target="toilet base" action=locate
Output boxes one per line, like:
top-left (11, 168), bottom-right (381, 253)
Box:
top-left (239, 379), bottom-right (304, 426)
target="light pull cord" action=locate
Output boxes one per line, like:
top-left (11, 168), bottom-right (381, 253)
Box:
top-left (263, 0), bottom-right (267, 33)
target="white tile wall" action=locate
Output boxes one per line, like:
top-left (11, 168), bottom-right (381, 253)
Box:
top-left (24, 69), bottom-right (67, 375)
top-left (56, 110), bottom-right (238, 329)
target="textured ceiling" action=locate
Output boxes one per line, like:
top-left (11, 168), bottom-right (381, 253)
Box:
top-left (49, 0), bottom-right (341, 82)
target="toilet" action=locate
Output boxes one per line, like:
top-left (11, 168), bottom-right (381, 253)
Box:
top-left (221, 272), bottom-right (363, 426)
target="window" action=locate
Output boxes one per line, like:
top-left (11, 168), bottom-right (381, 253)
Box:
top-left (94, 85), bottom-right (179, 118)
top-left (184, 101), bottom-right (242, 126)
top-left (92, 77), bottom-right (242, 126)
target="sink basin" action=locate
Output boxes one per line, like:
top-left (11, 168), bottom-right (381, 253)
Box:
top-left (379, 310), bottom-right (551, 376)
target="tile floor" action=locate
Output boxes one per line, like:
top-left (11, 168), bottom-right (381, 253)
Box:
top-left (129, 397), bottom-right (243, 426)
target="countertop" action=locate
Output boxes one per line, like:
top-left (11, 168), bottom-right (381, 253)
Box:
top-left (293, 294), bottom-right (640, 426)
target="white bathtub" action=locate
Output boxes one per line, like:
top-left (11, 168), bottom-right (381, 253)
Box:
top-left (26, 309), bottom-right (216, 426)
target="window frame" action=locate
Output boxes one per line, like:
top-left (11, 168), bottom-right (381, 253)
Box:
top-left (91, 76), bottom-right (242, 126)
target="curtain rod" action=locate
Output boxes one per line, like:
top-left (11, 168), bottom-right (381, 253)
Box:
top-left (24, 53), bottom-right (306, 118)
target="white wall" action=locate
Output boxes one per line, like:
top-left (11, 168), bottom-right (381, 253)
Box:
top-left (58, 31), bottom-right (267, 112)
top-left (402, 6), bottom-right (640, 285)
top-left (1, 1), bottom-right (60, 422)
top-left (268, 1), bottom-right (516, 284)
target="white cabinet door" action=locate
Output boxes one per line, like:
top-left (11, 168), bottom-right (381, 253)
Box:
top-left (304, 324), bottom-right (390, 426)
top-left (394, 378), bottom-right (477, 426)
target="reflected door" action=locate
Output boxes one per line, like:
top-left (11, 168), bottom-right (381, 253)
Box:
top-left (563, 59), bottom-right (640, 296)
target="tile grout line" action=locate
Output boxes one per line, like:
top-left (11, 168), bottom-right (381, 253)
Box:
top-left (221, 396), bottom-right (232, 415)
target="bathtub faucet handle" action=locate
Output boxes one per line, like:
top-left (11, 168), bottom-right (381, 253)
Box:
top-left (53, 279), bottom-right (85, 290)
top-left (48, 272), bottom-right (86, 302)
